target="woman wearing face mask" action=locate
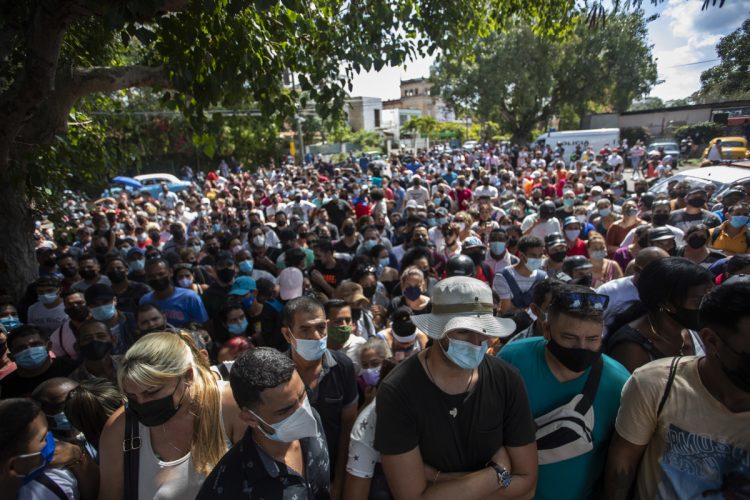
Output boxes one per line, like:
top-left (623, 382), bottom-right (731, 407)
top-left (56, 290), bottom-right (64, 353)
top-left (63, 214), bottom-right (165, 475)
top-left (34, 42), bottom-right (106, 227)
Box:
top-left (173, 263), bottom-right (205, 296)
top-left (390, 266), bottom-right (432, 315)
top-left (0, 398), bottom-right (98, 500)
top-left (677, 224), bottom-right (725, 268)
top-left (605, 200), bottom-right (643, 257)
top-left (592, 198), bottom-right (616, 238)
top-left (709, 203), bottom-right (750, 255)
top-left (586, 233), bottom-right (623, 288)
top-left (605, 258), bottom-right (714, 373)
top-left (376, 307), bottom-right (429, 363)
top-left (452, 211), bottom-right (477, 242)
top-left (354, 338), bottom-right (392, 407)
top-left (98, 331), bottom-right (247, 500)
top-left (222, 302), bottom-right (251, 339)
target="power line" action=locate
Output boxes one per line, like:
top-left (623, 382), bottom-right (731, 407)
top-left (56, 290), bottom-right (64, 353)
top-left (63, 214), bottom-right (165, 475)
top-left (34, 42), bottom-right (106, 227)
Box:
top-left (665, 58), bottom-right (720, 68)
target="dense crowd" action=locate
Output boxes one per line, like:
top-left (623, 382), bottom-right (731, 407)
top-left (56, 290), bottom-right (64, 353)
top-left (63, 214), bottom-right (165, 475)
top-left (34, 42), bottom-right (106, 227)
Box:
top-left (0, 141), bottom-right (748, 500)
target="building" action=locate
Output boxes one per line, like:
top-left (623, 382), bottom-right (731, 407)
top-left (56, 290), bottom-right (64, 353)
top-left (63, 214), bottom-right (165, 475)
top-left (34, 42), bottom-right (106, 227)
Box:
top-left (346, 96), bottom-right (383, 132)
top-left (383, 77), bottom-right (455, 122)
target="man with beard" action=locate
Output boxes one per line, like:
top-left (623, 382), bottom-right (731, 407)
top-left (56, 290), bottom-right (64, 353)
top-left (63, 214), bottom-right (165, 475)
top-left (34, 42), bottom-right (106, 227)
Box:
top-left (138, 258), bottom-right (208, 328)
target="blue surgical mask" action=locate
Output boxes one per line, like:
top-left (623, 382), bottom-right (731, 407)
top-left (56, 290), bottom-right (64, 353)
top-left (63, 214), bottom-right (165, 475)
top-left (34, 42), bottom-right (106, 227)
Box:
top-left (38, 292), bottom-right (58, 305)
top-left (129, 259), bottom-right (145, 272)
top-left (293, 336), bottom-right (327, 361)
top-left (427, 218), bottom-right (436, 226)
top-left (212, 223), bottom-right (222, 232)
top-left (228, 319), bottom-right (248, 336)
top-left (17, 431), bottom-right (56, 484)
top-left (490, 242), bottom-right (506, 255)
top-left (48, 412), bottom-right (72, 433)
top-left (565, 229), bottom-right (581, 241)
top-left (599, 208), bottom-right (611, 217)
top-left (443, 337), bottom-right (488, 370)
top-left (0, 315), bottom-right (21, 331)
top-left (379, 257), bottom-right (390, 268)
top-left (525, 257), bottom-right (544, 271)
top-left (364, 239), bottom-right (377, 250)
top-left (14, 346), bottom-right (49, 370)
top-left (239, 260), bottom-right (254, 274)
top-left (437, 217), bottom-right (447, 226)
top-left (90, 303), bottom-right (116, 321)
top-left (563, 198), bottom-right (574, 208)
top-left (730, 215), bottom-right (749, 228)
top-left (242, 295), bottom-right (255, 308)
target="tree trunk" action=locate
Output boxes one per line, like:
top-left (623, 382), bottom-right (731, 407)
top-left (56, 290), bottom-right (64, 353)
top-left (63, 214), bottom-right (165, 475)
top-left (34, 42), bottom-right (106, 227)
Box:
top-left (0, 168), bottom-right (37, 301)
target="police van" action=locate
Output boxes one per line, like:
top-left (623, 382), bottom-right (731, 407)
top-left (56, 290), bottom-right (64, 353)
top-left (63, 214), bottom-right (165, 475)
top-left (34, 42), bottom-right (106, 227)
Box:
top-left (534, 128), bottom-right (620, 155)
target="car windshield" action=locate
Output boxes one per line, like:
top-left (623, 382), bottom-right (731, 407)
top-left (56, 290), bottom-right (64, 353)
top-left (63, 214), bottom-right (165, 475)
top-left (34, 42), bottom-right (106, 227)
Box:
top-left (650, 176), bottom-right (721, 198)
top-left (722, 141), bottom-right (745, 148)
top-left (648, 143), bottom-right (677, 151)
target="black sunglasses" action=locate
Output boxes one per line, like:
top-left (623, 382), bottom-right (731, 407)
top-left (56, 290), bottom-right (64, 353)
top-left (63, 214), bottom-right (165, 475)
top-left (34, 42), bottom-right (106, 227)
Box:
top-left (554, 291), bottom-right (609, 312)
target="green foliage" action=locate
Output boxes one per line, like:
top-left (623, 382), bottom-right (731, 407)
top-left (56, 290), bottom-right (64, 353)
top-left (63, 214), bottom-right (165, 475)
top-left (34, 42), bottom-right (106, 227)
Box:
top-left (403, 116), bottom-right (438, 137)
top-left (349, 130), bottom-right (383, 151)
top-left (698, 18), bottom-right (750, 99)
top-left (620, 127), bottom-right (651, 146)
top-left (674, 121), bottom-right (723, 144)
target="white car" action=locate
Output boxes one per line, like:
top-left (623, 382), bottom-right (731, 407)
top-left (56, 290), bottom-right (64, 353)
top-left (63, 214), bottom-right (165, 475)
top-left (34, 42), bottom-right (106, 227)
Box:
top-left (463, 140), bottom-right (478, 151)
top-left (648, 166), bottom-right (750, 202)
top-left (133, 173), bottom-right (193, 197)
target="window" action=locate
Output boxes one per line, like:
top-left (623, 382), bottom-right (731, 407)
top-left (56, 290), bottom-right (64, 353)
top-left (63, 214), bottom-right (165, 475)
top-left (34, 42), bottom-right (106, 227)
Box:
top-left (374, 109), bottom-right (381, 128)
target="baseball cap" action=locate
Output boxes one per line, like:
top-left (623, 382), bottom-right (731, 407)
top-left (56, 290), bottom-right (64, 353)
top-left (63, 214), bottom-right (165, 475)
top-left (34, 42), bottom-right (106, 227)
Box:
top-left (545, 232), bottom-right (566, 247)
top-left (229, 276), bottom-right (257, 296)
top-left (406, 200), bottom-right (418, 209)
top-left (649, 227), bottom-right (675, 242)
top-left (334, 282), bottom-right (369, 306)
top-left (562, 255), bottom-right (593, 273)
top-left (127, 247), bottom-right (145, 259)
top-left (84, 283), bottom-right (116, 303)
top-left (563, 216), bottom-right (580, 227)
top-left (279, 267), bottom-right (304, 301)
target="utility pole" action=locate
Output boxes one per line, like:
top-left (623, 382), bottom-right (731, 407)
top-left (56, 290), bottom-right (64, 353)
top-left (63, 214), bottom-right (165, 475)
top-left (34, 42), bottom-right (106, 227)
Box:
top-left (289, 72), bottom-right (305, 165)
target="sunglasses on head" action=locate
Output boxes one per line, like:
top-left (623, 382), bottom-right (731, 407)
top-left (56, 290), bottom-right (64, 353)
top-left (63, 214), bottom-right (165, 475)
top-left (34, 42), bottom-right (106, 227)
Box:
top-left (555, 291), bottom-right (609, 312)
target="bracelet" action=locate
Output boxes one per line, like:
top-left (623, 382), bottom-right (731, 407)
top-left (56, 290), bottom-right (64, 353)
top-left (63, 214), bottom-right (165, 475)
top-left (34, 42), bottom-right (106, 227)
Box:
top-left (434, 470), bottom-right (441, 483)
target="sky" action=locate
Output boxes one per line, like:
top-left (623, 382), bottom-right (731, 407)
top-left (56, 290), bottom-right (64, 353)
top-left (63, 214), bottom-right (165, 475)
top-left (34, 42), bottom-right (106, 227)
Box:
top-left (349, 0), bottom-right (750, 103)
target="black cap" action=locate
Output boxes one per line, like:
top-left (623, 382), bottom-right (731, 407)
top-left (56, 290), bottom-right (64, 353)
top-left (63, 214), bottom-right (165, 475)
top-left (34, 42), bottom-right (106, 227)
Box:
top-left (562, 255), bottom-right (593, 274)
top-left (84, 283), bottom-right (115, 303)
top-left (648, 227), bottom-right (675, 241)
top-left (540, 201), bottom-right (556, 217)
top-left (545, 232), bottom-right (566, 247)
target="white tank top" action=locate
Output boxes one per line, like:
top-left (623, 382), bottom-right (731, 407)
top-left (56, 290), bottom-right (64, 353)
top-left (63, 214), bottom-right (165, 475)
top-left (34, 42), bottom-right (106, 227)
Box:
top-left (137, 381), bottom-right (231, 500)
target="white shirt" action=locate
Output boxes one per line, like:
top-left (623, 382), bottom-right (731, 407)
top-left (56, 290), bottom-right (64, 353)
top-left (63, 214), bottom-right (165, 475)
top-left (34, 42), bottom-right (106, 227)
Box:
top-left (596, 276), bottom-right (638, 337)
top-left (520, 213), bottom-right (561, 240)
top-left (158, 191), bottom-right (179, 209)
top-left (607, 153), bottom-right (624, 169)
top-left (284, 200), bottom-right (316, 222)
top-left (19, 468), bottom-right (79, 500)
top-left (707, 143), bottom-right (722, 161)
top-left (474, 185), bottom-right (499, 200)
top-left (27, 301), bottom-right (68, 337)
top-left (405, 186), bottom-right (430, 206)
top-left (346, 399), bottom-right (379, 479)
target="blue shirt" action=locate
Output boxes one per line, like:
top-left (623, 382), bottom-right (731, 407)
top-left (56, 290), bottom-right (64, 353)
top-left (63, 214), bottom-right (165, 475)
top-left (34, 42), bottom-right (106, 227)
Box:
top-left (138, 287), bottom-right (208, 327)
top-left (498, 337), bottom-right (629, 500)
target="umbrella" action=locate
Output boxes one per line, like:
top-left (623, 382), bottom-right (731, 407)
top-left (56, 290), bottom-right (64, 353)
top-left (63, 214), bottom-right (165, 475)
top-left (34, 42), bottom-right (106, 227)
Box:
top-left (112, 176), bottom-right (143, 189)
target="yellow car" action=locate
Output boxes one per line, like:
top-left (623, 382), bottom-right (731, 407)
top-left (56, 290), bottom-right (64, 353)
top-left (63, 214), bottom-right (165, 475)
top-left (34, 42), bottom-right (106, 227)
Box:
top-left (703, 136), bottom-right (749, 160)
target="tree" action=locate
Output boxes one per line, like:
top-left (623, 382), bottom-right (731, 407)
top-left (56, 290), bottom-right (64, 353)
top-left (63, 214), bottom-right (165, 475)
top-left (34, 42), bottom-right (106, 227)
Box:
top-left (698, 18), bottom-right (750, 99)
top-left (431, 13), bottom-right (658, 142)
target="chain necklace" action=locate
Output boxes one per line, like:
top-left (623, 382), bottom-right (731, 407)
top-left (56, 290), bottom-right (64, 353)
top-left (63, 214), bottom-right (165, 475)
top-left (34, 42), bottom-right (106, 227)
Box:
top-left (424, 346), bottom-right (474, 395)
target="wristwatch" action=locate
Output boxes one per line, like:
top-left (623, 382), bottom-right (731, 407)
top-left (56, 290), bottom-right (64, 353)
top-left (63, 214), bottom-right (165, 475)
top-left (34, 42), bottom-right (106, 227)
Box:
top-left (487, 461), bottom-right (512, 489)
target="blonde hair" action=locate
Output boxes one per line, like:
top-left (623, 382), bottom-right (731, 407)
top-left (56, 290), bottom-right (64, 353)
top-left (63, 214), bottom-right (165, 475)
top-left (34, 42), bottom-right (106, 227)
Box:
top-left (400, 266), bottom-right (425, 287)
top-left (118, 331), bottom-right (226, 475)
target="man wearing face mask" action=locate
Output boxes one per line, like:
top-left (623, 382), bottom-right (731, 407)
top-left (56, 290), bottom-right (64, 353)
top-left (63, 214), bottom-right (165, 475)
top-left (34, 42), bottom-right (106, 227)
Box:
top-left (71, 254), bottom-right (111, 293)
top-left (324, 299), bottom-right (366, 372)
top-left (484, 228), bottom-right (519, 273)
top-left (126, 247), bottom-right (148, 283)
top-left (162, 222), bottom-right (188, 254)
top-left (461, 236), bottom-right (494, 285)
top-left (1, 325), bottom-right (78, 399)
top-left (202, 253), bottom-right (238, 341)
top-left (197, 348), bottom-right (330, 499)
top-left (84, 284), bottom-right (136, 355)
top-left (544, 233), bottom-right (568, 275)
top-left (604, 278), bottom-right (750, 500)
top-left (376, 277), bottom-right (537, 499)
top-left (521, 201), bottom-right (561, 240)
top-left (494, 235), bottom-right (548, 314)
top-left (562, 256), bottom-right (594, 288)
top-left (668, 187), bottom-right (721, 233)
top-left (56, 253), bottom-right (81, 291)
top-left (138, 258), bottom-right (208, 328)
top-left (500, 284), bottom-right (629, 500)
top-left (27, 277), bottom-right (68, 338)
top-left (281, 296), bottom-right (358, 498)
top-left (620, 199), bottom-right (685, 247)
top-left (31, 377), bottom-right (81, 442)
top-left (69, 320), bottom-right (120, 383)
top-left (49, 290), bottom-right (89, 359)
top-left (104, 255), bottom-right (150, 315)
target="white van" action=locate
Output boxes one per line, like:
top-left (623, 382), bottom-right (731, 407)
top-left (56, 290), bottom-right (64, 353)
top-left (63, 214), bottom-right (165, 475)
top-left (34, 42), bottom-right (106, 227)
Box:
top-left (534, 128), bottom-right (620, 155)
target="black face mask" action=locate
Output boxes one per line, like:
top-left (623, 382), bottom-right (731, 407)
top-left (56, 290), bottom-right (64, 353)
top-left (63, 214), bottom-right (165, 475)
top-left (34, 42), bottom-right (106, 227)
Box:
top-left (652, 213), bottom-right (669, 226)
top-left (65, 305), bottom-right (89, 322)
top-left (43, 258), bottom-right (56, 268)
top-left (549, 251), bottom-right (566, 263)
top-left (172, 231), bottom-right (185, 241)
top-left (687, 236), bottom-right (707, 249)
top-left (217, 268), bottom-right (236, 284)
top-left (207, 246), bottom-right (220, 256)
top-left (107, 270), bottom-right (127, 284)
top-left (148, 277), bottom-right (171, 292)
top-left (547, 337), bottom-right (602, 372)
top-left (80, 340), bottom-right (113, 361)
top-left (79, 269), bottom-right (98, 281)
top-left (667, 305), bottom-right (700, 330)
top-left (508, 239), bottom-right (519, 247)
top-left (60, 266), bottom-right (78, 278)
top-left (717, 336), bottom-right (750, 394)
top-left (343, 226), bottom-right (355, 237)
top-left (128, 380), bottom-right (185, 427)
top-left (362, 285), bottom-right (376, 300)
top-left (687, 198), bottom-right (706, 208)
top-left (571, 275), bottom-right (593, 287)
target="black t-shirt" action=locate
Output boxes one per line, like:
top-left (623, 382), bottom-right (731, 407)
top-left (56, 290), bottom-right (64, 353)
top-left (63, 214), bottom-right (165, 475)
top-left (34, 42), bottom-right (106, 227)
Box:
top-left (333, 238), bottom-right (359, 256)
top-left (374, 351), bottom-right (535, 472)
top-left (116, 281), bottom-right (151, 315)
top-left (0, 357), bottom-right (79, 399)
top-left (311, 259), bottom-right (349, 291)
top-left (322, 200), bottom-right (351, 228)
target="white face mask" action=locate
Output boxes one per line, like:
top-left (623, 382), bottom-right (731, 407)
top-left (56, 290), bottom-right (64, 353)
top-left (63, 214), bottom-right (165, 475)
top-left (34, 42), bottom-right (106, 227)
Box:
top-left (253, 235), bottom-right (266, 247)
top-left (250, 396), bottom-right (318, 442)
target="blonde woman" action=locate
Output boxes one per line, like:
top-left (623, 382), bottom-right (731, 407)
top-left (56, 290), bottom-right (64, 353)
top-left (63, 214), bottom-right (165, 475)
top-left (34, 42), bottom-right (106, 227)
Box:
top-left (453, 211), bottom-right (478, 242)
top-left (391, 266), bottom-right (431, 315)
top-left (98, 331), bottom-right (246, 500)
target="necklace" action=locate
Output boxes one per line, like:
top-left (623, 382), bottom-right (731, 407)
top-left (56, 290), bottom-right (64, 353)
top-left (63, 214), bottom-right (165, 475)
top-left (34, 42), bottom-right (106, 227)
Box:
top-left (424, 347), bottom-right (474, 394)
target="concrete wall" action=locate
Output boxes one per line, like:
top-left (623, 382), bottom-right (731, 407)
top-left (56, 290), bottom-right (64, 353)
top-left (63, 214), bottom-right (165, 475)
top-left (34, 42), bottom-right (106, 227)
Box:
top-left (619, 107), bottom-right (712, 137)
top-left (347, 97), bottom-right (383, 131)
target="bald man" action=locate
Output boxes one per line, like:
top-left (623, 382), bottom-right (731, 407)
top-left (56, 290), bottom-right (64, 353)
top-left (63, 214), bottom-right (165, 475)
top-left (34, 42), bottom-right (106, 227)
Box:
top-left (597, 247), bottom-right (670, 337)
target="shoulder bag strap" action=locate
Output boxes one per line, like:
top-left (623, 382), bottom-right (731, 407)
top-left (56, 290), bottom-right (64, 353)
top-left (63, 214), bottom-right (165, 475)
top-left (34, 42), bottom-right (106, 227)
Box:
top-left (574, 357), bottom-right (604, 414)
top-left (657, 356), bottom-right (683, 417)
top-left (500, 269), bottom-right (523, 300)
top-left (35, 473), bottom-right (68, 500)
top-left (123, 408), bottom-right (141, 500)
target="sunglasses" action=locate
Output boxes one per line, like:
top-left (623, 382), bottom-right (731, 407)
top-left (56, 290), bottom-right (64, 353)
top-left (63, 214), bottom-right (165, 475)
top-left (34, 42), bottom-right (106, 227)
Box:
top-left (554, 292), bottom-right (609, 312)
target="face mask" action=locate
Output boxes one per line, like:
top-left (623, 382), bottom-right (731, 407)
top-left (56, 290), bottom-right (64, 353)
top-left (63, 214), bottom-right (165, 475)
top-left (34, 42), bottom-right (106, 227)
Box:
top-left (128, 379), bottom-right (185, 427)
top-left (0, 315), bottom-right (21, 331)
top-left (378, 257), bottom-right (390, 268)
top-left (687, 236), bottom-right (707, 249)
top-left (362, 285), bottom-right (376, 300)
top-left (60, 266), bottom-right (78, 278)
top-left (565, 229), bottom-right (580, 241)
top-left (91, 303), bottom-right (116, 321)
top-left (456, 222), bottom-right (466, 232)
top-left (327, 324), bottom-right (352, 344)
top-left (730, 215), bottom-right (749, 228)
top-left (525, 257), bottom-right (544, 271)
top-left (80, 339), bottom-right (113, 361)
top-left (361, 366), bottom-right (381, 386)
top-left (228, 319), bottom-right (248, 336)
top-left (231, 245), bottom-right (243, 255)
top-left (717, 335), bottom-right (750, 393)
top-left (549, 251), bottom-right (566, 263)
top-left (687, 198), bottom-right (706, 208)
top-left (148, 276), bottom-right (171, 292)
top-left (667, 305), bottom-right (700, 331)
top-left (16, 431), bottom-right (55, 485)
top-left (212, 223), bottom-right (222, 233)
top-left (250, 396), bottom-right (318, 443)
top-left (576, 215), bottom-right (588, 225)
top-left (490, 242), bottom-right (506, 255)
top-left (14, 346), bottom-right (49, 370)
top-left (177, 277), bottom-right (193, 288)
top-left (547, 337), bottom-right (601, 372)
top-left (625, 208), bottom-right (638, 217)
top-left (65, 305), bottom-right (89, 322)
top-left (433, 197), bottom-right (441, 205)
top-left (129, 259), bottom-right (145, 272)
top-left (293, 336), bottom-right (327, 361)
top-left (563, 198), bottom-right (574, 208)
top-left (343, 225), bottom-right (355, 237)
top-left (239, 260), bottom-right (254, 274)
top-left (207, 246), bottom-right (220, 256)
top-left (48, 412), bottom-right (72, 433)
top-left (637, 236), bottom-right (650, 248)
top-left (598, 208), bottom-right (611, 217)
top-left (38, 292), bottom-right (58, 305)
top-left (437, 217), bottom-right (447, 226)
top-left (217, 268), bottom-right (236, 284)
top-left (403, 286), bottom-right (421, 301)
top-left (252, 235), bottom-right (266, 247)
top-left (191, 244), bottom-right (202, 254)
top-left (652, 213), bottom-right (669, 226)
top-left (442, 337), bottom-right (487, 370)
top-left (364, 239), bottom-right (377, 250)
top-left (107, 270), bottom-right (127, 284)
top-left (79, 269), bottom-right (97, 281)
top-left (572, 274), bottom-right (593, 287)
top-left (590, 249), bottom-right (607, 260)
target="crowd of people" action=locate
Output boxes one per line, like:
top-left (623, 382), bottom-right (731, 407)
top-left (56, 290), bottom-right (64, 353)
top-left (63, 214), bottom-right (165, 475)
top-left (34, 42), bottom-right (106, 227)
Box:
top-left (0, 141), bottom-right (749, 500)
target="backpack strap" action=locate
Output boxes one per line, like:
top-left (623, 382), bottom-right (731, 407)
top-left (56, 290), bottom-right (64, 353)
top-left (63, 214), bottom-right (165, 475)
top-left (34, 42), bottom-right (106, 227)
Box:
top-left (657, 356), bottom-right (682, 417)
top-left (35, 473), bottom-right (68, 500)
top-left (500, 269), bottom-right (524, 306)
top-left (218, 362), bottom-right (231, 381)
top-left (573, 357), bottom-right (604, 414)
top-left (123, 408), bottom-right (141, 500)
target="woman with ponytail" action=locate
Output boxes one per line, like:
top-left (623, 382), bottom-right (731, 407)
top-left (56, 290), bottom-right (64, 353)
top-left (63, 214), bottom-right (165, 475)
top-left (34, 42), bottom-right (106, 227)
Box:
top-left (97, 331), bottom-right (246, 500)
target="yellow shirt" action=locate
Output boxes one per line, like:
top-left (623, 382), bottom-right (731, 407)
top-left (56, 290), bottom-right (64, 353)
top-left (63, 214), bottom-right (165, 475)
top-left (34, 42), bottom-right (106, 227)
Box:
top-left (710, 221), bottom-right (749, 255)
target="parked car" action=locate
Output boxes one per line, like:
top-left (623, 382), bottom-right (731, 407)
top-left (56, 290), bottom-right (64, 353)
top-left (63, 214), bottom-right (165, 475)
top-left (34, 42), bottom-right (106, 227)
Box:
top-left (462, 140), bottom-right (478, 151)
top-left (133, 173), bottom-right (193, 198)
top-left (647, 140), bottom-right (680, 163)
top-left (702, 136), bottom-right (749, 160)
top-left (648, 165), bottom-right (750, 203)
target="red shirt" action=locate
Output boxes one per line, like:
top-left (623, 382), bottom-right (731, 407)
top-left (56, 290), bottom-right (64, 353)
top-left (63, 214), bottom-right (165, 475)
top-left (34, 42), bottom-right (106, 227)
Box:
top-left (566, 239), bottom-right (588, 257)
top-left (453, 188), bottom-right (473, 210)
